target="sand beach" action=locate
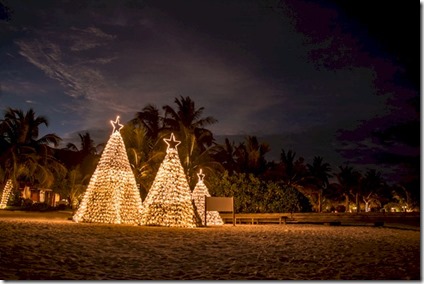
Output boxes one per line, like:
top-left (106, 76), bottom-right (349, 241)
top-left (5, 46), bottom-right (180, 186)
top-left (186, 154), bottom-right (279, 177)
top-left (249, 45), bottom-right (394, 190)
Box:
top-left (0, 210), bottom-right (419, 280)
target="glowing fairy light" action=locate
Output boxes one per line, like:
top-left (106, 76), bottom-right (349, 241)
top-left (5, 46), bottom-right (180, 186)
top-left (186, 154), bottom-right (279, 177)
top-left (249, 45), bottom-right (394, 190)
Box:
top-left (0, 179), bottom-right (13, 209)
top-left (140, 133), bottom-right (201, 228)
top-left (192, 169), bottom-right (224, 226)
top-left (110, 116), bottom-right (124, 134)
top-left (73, 116), bottom-right (143, 224)
top-left (163, 132), bottom-right (181, 149)
top-left (197, 169), bottom-right (205, 182)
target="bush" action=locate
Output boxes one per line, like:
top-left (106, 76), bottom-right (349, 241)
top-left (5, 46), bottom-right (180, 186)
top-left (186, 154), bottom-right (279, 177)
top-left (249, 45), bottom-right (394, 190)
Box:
top-left (265, 183), bottom-right (312, 213)
top-left (208, 171), bottom-right (312, 213)
top-left (8, 190), bottom-right (23, 207)
top-left (56, 203), bottom-right (67, 210)
top-left (335, 205), bottom-right (346, 213)
top-left (28, 202), bottom-right (53, 212)
top-left (22, 198), bottom-right (33, 210)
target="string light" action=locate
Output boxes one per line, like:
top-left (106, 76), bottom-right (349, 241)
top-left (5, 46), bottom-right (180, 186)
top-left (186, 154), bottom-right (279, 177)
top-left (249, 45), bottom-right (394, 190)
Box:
top-left (73, 116), bottom-right (143, 224)
top-left (110, 116), bottom-right (124, 134)
top-left (0, 179), bottom-right (13, 209)
top-left (163, 132), bottom-right (181, 149)
top-left (192, 169), bottom-right (224, 226)
top-left (140, 133), bottom-right (200, 228)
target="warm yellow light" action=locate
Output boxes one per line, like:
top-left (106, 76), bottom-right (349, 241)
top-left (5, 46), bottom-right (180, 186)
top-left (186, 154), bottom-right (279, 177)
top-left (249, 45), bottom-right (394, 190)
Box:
top-left (192, 169), bottom-right (223, 226)
top-left (163, 132), bottom-right (181, 150)
top-left (110, 115), bottom-right (124, 134)
top-left (140, 133), bottom-right (200, 228)
top-left (73, 116), bottom-right (143, 224)
top-left (0, 179), bottom-right (13, 209)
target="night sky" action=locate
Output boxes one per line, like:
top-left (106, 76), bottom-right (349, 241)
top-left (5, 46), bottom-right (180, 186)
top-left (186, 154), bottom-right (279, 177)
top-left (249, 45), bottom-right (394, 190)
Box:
top-left (0, 1), bottom-right (419, 182)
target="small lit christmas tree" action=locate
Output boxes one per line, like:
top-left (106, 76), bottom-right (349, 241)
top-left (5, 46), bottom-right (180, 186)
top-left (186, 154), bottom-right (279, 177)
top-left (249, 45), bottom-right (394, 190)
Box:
top-left (140, 133), bottom-right (201, 228)
top-left (0, 179), bottom-right (13, 209)
top-left (192, 169), bottom-right (224, 226)
top-left (73, 116), bottom-right (143, 224)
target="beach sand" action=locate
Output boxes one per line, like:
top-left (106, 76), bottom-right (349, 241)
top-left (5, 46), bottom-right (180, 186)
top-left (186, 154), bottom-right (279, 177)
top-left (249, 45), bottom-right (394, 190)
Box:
top-left (0, 211), bottom-right (420, 280)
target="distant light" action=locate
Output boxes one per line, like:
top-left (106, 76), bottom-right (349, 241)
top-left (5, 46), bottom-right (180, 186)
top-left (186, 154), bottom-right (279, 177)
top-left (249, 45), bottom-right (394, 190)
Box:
top-left (0, 179), bottom-right (13, 209)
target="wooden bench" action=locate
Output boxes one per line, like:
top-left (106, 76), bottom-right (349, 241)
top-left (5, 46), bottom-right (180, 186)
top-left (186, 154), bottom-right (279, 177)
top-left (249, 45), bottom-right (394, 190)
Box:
top-left (287, 213), bottom-right (387, 226)
top-left (220, 212), bottom-right (420, 227)
top-left (220, 213), bottom-right (289, 225)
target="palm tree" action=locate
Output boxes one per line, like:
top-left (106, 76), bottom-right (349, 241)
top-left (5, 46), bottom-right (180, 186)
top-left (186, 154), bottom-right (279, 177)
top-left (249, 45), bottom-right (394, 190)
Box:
top-left (0, 108), bottom-right (65, 189)
top-left (131, 104), bottom-right (163, 144)
top-left (233, 136), bottom-right (270, 175)
top-left (66, 132), bottom-right (101, 156)
top-left (130, 97), bottom-right (221, 190)
top-left (391, 184), bottom-right (416, 212)
top-left (276, 149), bottom-right (311, 209)
top-left (66, 167), bottom-right (90, 210)
top-left (361, 169), bottom-right (386, 212)
top-left (211, 138), bottom-right (238, 174)
top-left (62, 132), bottom-right (103, 179)
top-left (120, 122), bottom-right (165, 199)
top-left (279, 149), bottom-right (307, 186)
top-left (162, 96), bottom-right (217, 150)
top-left (334, 165), bottom-right (361, 212)
top-left (306, 156), bottom-right (332, 212)
top-left (162, 96), bottom-right (218, 182)
top-left (2, 108), bottom-right (59, 146)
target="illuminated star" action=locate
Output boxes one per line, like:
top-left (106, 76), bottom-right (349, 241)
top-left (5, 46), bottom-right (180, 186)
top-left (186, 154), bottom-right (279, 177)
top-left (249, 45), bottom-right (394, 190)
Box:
top-left (110, 116), bottom-right (124, 133)
top-left (164, 133), bottom-right (181, 150)
top-left (197, 169), bottom-right (205, 182)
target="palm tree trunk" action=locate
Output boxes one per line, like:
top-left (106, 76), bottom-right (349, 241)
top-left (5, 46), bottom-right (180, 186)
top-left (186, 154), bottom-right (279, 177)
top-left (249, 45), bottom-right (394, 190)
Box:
top-left (345, 194), bottom-right (349, 212)
top-left (318, 191), bottom-right (322, 213)
top-left (356, 192), bottom-right (360, 212)
top-left (18, 124), bottom-right (30, 144)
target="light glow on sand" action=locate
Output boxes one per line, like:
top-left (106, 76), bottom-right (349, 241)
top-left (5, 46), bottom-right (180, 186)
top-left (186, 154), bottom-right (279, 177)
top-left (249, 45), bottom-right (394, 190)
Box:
top-left (140, 133), bottom-right (200, 228)
top-left (0, 179), bottom-right (13, 209)
top-left (73, 116), bottom-right (143, 224)
top-left (192, 169), bottom-right (223, 226)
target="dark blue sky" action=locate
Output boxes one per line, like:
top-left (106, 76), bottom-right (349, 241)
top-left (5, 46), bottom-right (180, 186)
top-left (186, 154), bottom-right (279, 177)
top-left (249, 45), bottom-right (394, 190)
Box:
top-left (0, 0), bottom-right (419, 182)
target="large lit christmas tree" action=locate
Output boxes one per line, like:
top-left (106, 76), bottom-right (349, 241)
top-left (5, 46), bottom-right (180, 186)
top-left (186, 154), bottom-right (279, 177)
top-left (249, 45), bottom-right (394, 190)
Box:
top-left (192, 169), bottom-right (223, 226)
top-left (0, 179), bottom-right (13, 209)
top-left (73, 116), bottom-right (143, 224)
top-left (140, 133), bottom-right (201, 228)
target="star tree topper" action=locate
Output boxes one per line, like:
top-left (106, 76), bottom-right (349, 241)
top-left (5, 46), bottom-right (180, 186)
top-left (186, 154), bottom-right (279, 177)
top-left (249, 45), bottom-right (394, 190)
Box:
top-left (110, 116), bottom-right (124, 133)
top-left (197, 169), bottom-right (205, 182)
top-left (164, 133), bottom-right (181, 150)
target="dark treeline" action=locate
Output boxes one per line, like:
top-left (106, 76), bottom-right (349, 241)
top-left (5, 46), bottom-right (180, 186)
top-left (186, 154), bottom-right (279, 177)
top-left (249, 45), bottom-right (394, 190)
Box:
top-left (0, 97), bottom-right (419, 213)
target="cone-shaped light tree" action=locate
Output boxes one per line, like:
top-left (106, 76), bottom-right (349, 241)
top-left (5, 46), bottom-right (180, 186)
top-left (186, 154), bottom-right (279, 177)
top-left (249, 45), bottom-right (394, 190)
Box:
top-left (0, 179), bottom-right (13, 209)
top-left (140, 133), bottom-right (201, 228)
top-left (192, 169), bottom-right (223, 226)
top-left (73, 116), bottom-right (143, 224)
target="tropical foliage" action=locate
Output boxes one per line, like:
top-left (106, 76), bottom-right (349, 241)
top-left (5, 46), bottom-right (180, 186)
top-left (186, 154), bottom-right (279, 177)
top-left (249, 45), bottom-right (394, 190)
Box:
top-left (0, 108), bottom-right (66, 190)
top-left (208, 171), bottom-right (312, 213)
top-left (0, 98), bottom-right (419, 212)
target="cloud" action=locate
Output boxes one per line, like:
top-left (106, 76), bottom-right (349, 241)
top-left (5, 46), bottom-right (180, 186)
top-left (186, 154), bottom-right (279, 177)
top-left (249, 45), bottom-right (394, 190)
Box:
top-left (69, 26), bottom-right (116, 52)
top-left (15, 25), bottom-right (117, 99)
top-left (16, 39), bottom-right (104, 107)
top-left (10, 0), bottom-right (414, 142)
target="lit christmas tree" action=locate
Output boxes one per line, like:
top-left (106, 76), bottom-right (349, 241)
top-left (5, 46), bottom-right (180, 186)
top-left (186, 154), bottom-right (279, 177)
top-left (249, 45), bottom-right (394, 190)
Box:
top-left (140, 133), bottom-right (201, 228)
top-left (192, 169), bottom-right (224, 226)
top-left (0, 179), bottom-right (13, 209)
top-left (73, 116), bottom-right (143, 224)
